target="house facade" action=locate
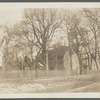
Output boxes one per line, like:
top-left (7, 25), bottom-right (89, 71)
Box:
top-left (36, 46), bottom-right (68, 70)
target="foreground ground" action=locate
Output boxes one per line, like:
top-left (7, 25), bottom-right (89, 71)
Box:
top-left (0, 70), bottom-right (100, 93)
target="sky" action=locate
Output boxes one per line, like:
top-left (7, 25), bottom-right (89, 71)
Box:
top-left (0, 3), bottom-right (100, 66)
top-left (0, 8), bottom-right (23, 25)
top-left (0, 3), bottom-right (100, 25)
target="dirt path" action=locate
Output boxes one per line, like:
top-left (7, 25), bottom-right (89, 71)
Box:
top-left (69, 82), bottom-right (100, 92)
top-left (64, 72), bottom-right (100, 92)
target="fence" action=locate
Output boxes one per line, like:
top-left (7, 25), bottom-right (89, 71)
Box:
top-left (0, 70), bottom-right (78, 79)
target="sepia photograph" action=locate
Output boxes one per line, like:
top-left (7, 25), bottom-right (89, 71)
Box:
top-left (0, 3), bottom-right (100, 98)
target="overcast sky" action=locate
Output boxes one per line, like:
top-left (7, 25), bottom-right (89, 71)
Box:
top-left (0, 3), bottom-right (100, 25)
top-left (0, 8), bottom-right (23, 25)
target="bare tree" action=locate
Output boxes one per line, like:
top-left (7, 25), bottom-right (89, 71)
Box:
top-left (23, 8), bottom-right (62, 71)
top-left (12, 21), bottom-right (38, 70)
top-left (83, 8), bottom-right (100, 69)
top-left (0, 25), bottom-right (14, 71)
top-left (63, 10), bottom-right (90, 74)
top-left (62, 10), bottom-right (74, 70)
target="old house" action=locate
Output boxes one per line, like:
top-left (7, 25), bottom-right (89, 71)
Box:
top-left (35, 45), bottom-right (80, 75)
top-left (48, 46), bottom-right (68, 70)
top-left (36, 46), bottom-right (68, 70)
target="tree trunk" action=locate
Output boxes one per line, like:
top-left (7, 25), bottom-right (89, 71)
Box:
top-left (2, 56), bottom-right (5, 71)
top-left (69, 52), bottom-right (72, 70)
top-left (87, 53), bottom-right (92, 70)
top-left (30, 48), bottom-right (34, 70)
top-left (43, 50), bottom-right (49, 77)
top-left (34, 58), bottom-right (36, 70)
top-left (35, 67), bottom-right (38, 79)
top-left (94, 58), bottom-right (99, 69)
top-left (90, 54), bottom-right (93, 70)
top-left (79, 60), bottom-right (82, 75)
top-left (85, 68), bottom-right (87, 74)
top-left (68, 32), bottom-right (72, 70)
top-left (98, 53), bottom-right (100, 65)
top-left (94, 33), bottom-right (99, 69)
top-left (55, 49), bottom-right (57, 70)
top-left (77, 53), bottom-right (82, 75)
top-left (46, 50), bottom-right (49, 71)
